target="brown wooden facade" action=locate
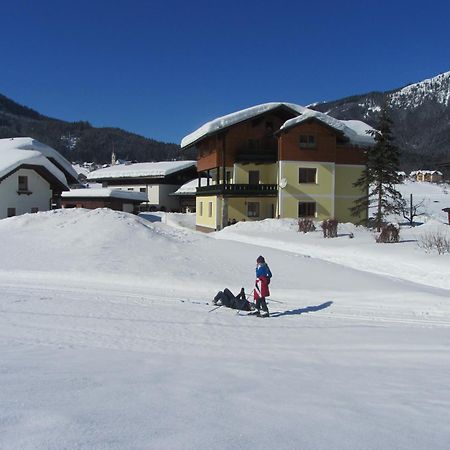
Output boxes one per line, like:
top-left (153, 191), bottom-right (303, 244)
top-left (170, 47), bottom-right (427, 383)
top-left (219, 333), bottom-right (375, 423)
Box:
top-left (197, 108), bottom-right (296, 173)
top-left (278, 120), bottom-right (366, 165)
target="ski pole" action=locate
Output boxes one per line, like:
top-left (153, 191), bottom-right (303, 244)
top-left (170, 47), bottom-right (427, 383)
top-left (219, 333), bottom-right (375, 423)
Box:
top-left (266, 298), bottom-right (283, 304)
top-left (208, 304), bottom-right (223, 313)
top-left (244, 292), bottom-right (283, 304)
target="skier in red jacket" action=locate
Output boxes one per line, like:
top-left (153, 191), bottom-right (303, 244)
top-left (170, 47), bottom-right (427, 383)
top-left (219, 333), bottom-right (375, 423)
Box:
top-left (253, 255), bottom-right (272, 317)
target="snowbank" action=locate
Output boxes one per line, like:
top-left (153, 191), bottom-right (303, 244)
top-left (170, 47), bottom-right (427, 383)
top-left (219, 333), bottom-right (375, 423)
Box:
top-left (216, 217), bottom-right (450, 290)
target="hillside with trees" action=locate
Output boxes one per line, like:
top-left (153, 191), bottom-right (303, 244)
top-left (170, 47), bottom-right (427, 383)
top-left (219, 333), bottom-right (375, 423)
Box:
top-left (0, 93), bottom-right (187, 164)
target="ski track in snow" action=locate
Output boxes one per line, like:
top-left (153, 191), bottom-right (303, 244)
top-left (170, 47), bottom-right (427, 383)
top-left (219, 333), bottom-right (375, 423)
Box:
top-left (2, 275), bottom-right (450, 450)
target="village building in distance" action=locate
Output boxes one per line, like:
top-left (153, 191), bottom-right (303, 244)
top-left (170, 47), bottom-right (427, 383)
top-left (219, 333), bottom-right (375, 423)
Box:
top-left (181, 102), bottom-right (375, 232)
top-left (86, 161), bottom-right (197, 212)
top-left (409, 170), bottom-right (444, 183)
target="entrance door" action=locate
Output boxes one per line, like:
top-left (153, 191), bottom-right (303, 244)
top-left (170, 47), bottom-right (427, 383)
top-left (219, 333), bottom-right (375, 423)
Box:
top-left (248, 170), bottom-right (260, 185)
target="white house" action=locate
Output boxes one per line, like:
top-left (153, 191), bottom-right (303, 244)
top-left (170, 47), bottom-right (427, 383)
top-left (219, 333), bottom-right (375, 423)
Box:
top-left (0, 138), bottom-right (70, 219)
top-left (86, 161), bottom-right (198, 211)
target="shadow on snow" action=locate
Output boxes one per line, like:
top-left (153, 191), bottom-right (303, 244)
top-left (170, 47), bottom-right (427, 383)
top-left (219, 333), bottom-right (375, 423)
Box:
top-left (270, 301), bottom-right (333, 318)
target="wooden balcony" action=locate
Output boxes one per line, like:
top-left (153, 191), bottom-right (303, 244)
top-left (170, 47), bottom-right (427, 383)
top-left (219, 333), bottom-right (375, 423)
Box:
top-left (197, 183), bottom-right (278, 197)
top-left (235, 138), bottom-right (278, 163)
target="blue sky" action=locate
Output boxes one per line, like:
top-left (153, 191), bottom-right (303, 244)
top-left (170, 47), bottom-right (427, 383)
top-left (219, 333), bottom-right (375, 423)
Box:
top-left (1, 0), bottom-right (449, 144)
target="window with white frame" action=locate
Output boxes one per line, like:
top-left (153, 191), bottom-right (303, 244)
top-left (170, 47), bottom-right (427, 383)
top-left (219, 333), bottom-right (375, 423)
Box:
top-left (247, 202), bottom-right (260, 218)
top-left (299, 168), bottom-right (317, 184)
top-left (298, 202), bottom-right (316, 218)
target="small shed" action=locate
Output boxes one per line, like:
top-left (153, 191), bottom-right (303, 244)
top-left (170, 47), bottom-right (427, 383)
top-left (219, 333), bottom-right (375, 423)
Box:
top-left (61, 188), bottom-right (147, 214)
top-left (443, 208), bottom-right (450, 225)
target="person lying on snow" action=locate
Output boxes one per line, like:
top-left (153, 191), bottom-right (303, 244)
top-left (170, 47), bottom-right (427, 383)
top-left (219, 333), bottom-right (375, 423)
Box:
top-left (253, 255), bottom-right (272, 317)
top-left (213, 287), bottom-right (256, 311)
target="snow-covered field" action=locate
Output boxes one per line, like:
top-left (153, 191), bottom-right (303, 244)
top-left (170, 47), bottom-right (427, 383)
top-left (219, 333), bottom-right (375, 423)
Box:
top-left (1, 181), bottom-right (449, 449)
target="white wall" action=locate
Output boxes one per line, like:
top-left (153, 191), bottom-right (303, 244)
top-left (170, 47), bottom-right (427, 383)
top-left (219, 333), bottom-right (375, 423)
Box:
top-left (107, 183), bottom-right (155, 203)
top-left (147, 185), bottom-right (160, 205)
top-left (158, 185), bottom-right (181, 211)
top-left (0, 168), bottom-right (52, 219)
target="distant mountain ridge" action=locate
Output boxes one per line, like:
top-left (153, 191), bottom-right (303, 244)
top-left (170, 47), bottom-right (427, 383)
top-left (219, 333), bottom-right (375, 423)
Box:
top-left (0, 94), bottom-right (183, 164)
top-left (311, 70), bottom-right (450, 171)
top-left (2, 71), bottom-right (450, 170)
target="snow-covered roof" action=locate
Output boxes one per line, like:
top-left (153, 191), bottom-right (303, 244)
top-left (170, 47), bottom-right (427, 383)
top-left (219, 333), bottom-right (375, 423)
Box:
top-left (181, 102), bottom-right (307, 148)
top-left (280, 111), bottom-right (375, 147)
top-left (341, 120), bottom-right (376, 140)
top-left (72, 164), bottom-right (90, 176)
top-left (181, 102), bottom-right (375, 149)
top-left (172, 178), bottom-right (209, 196)
top-left (61, 188), bottom-right (147, 201)
top-left (0, 147), bottom-right (68, 187)
top-left (0, 137), bottom-right (78, 183)
top-left (87, 161), bottom-right (197, 181)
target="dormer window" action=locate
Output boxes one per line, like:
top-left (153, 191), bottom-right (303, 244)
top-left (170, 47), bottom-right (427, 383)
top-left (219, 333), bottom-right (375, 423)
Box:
top-left (299, 135), bottom-right (316, 149)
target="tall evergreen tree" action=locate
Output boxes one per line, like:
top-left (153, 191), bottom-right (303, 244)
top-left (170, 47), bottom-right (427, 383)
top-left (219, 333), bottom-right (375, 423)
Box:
top-left (351, 107), bottom-right (403, 231)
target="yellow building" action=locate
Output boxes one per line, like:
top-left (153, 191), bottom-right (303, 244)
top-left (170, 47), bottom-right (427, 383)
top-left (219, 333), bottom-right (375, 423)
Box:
top-left (181, 103), bottom-right (373, 231)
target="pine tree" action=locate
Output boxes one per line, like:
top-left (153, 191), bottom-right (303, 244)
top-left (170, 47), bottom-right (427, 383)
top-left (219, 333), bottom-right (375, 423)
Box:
top-left (351, 107), bottom-right (403, 231)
